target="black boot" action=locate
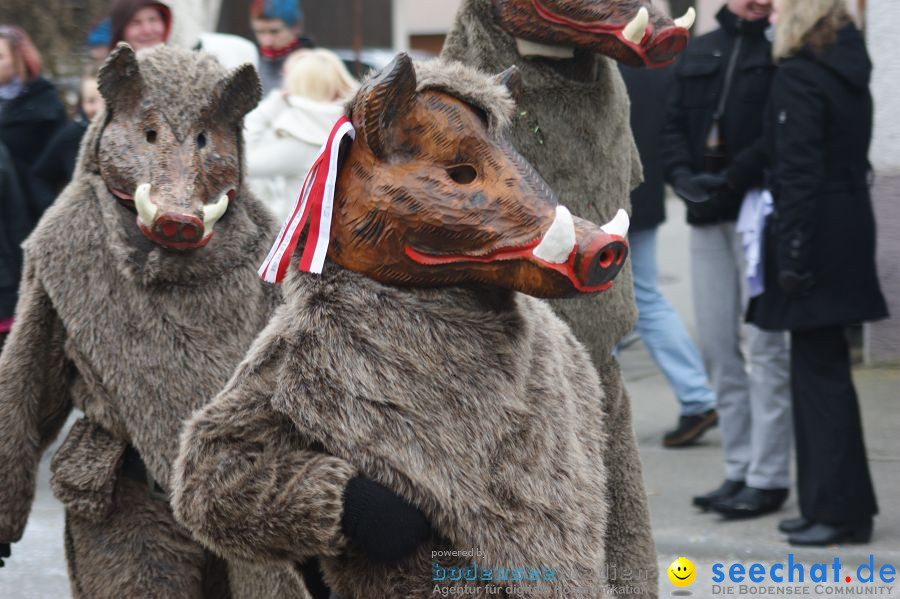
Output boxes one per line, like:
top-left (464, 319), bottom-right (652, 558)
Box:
top-left (788, 521), bottom-right (872, 546)
top-left (778, 517), bottom-right (813, 533)
top-left (710, 486), bottom-right (788, 519)
top-left (693, 479), bottom-right (744, 510)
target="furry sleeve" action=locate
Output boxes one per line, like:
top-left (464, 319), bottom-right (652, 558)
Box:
top-left (0, 259), bottom-right (74, 542)
top-left (595, 359), bottom-right (659, 598)
top-left (172, 331), bottom-right (358, 564)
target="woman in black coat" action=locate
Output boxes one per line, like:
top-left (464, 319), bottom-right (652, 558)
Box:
top-left (0, 25), bottom-right (67, 221)
top-left (749, 0), bottom-right (889, 546)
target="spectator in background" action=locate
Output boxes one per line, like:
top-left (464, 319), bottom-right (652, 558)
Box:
top-left (245, 48), bottom-right (357, 221)
top-left (0, 142), bottom-right (28, 351)
top-left (661, 0), bottom-right (793, 520)
top-left (0, 25), bottom-right (67, 221)
top-left (109, 0), bottom-right (172, 51)
top-left (749, 0), bottom-right (887, 546)
top-left (87, 18), bottom-right (112, 62)
top-left (620, 64), bottom-right (718, 449)
top-left (33, 71), bottom-right (104, 195)
top-left (250, 0), bottom-right (314, 94)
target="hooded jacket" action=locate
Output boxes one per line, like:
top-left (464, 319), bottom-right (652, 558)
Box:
top-left (748, 22), bottom-right (888, 331)
top-left (108, 0), bottom-right (172, 49)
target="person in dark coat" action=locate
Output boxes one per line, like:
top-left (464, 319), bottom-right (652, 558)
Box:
top-left (661, 0), bottom-right (792, 520)
top-left (620, 64), bottom-right (718, 448)
top-left (33, 73), bottom-right (104, 195)
top-left (749, 0), bottom-right (888, 546)
top-left (0, 25), bottom-right (67, 220)
top-left (0, 141), bottom-right (29, 351)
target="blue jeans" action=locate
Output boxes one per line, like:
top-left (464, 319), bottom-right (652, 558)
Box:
top-left (630, 227), bottom-right (716, 416)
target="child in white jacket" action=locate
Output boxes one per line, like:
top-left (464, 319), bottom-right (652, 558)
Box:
top-left (245, 48), bottom-right (357, 221)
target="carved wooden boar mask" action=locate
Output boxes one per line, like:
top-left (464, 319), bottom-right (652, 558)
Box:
top-left (96, 44), bottom-right (261, 250)
top-left (492, 0), bottom-right (693, 67)
top-left (327, 53), bottom-right (630, 298)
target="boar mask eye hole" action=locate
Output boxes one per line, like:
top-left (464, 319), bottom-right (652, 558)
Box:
top-left (447, 164), bottom-right (478, 185)
top-left (197, 132), bottom-right (207, 149)
top-left (145, 129), bottom-right (157, 144)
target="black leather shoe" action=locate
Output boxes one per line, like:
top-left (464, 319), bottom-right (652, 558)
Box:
top-left (693, 479), bottom-right (745, 511)
top-left (663, 409), bottom-right (718, 447)
top-left (778, 517), bottom-right (813, 533)
top-left (710, 486), bottom-right (788, 519)
top-left (788, 521), bottom-right (872, 546)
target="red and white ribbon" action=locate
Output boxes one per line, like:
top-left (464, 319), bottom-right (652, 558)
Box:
top-left (258, 116), bottom-right (355, 283)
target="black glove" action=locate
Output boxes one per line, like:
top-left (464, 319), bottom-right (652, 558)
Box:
top-left (671, 169), bottom-right (728, 204)
top-left (341, 475), bottom-right (431, 564)
top-left (778, 269), bottom-right (815, 298)
top-left (0, 542), bottom-right (10, 567)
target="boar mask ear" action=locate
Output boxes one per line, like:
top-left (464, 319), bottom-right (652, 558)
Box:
top-left (98, 43), bottom-right (143, 114)
top-left (494, 66), bottom-right (523, 103)
top-left (212, 63), bottom-right (262, 125)
top-left (354, 52), bottom-right (417, 160)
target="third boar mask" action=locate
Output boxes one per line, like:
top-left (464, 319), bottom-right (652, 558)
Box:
top-left (263, 54), bottom-right (631, 299)
top-left (491, 0), bottom-right (694, 67)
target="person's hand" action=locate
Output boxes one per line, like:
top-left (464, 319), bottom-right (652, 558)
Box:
top-left (778, 269), bottom-right (815, 298)
top-left (0, 542), bottom-right (10, 567)
top-left (671, 169), bottom-right (711, 204)
top-left (341, 475), bottom-right (431, 564)
top-left (691, 172), bottom-right (729, 194)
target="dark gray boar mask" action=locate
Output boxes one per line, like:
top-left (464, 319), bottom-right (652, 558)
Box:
top-left (95, 44), bottom-right (261, 250)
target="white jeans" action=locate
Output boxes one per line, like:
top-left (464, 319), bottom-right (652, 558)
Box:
top-left (690, 222), bottom-right (792, 489)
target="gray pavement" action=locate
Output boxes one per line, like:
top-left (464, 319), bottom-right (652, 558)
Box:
top-left (1, 198), bottom-right (897, 598)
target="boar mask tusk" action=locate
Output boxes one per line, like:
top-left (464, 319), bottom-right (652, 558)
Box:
top-left (623, 7), bottom-right (649, 44)
top-left (533, 205), bottom-right (577, 264)
top-left (515, 38), bottom-right (575, 59)
top-left (674, 7), bottom-right (696, 30)
top-left (134, 183), bottom-right (158, 227)
top-left (202, 194), bottom-right (230, 234)
top-left (601, 209), bottom-right (630, 238)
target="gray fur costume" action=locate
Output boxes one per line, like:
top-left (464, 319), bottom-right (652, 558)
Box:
top-left (173, 60), bottom-right (655, 599)
top-left (0, 47), bottom-right (308, 598)
top-left (442, 7), bottom-right (657, 597)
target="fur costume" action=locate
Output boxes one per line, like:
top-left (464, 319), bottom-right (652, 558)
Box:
top-left (0, 46), bottom-right (308, 598)
top-left (173, 58), bottom-right (655, 599)
top-left (441, 2), bottom-right (663, 595)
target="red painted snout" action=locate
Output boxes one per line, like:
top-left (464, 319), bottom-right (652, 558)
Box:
top-left (575, 234), bottom-right (628, 288)
top-left (138, 212), bottom-right (211, 250)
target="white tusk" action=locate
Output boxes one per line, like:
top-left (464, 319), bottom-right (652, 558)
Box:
top-left (623, 7), bottom-right (649, 44)
top-left (533, 205), bottom-right (577, 264)
top-left (515, 38), bottom-right (575, 59)
top-left (134, 183), bottom-right (158, 227)
top-left (674, 6), bottom-right (696, 30)
top-left (601, 209), bottom-right (630, 238)
top-left (202, 194), bottom-right (229, 234)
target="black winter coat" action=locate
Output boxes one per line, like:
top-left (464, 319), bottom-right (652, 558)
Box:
top-left (0, 142), bottom-right (31, 319)
top-left (621, 65), bottom-right (671, 232)
top-left (0, 77), bottom-right (67, 220)
top-left (747, 23), bottom-right (888, 332)
top-left (661, 6), bottom-right (774, 225)
top-left (32, 116), bottom-right (88, 195)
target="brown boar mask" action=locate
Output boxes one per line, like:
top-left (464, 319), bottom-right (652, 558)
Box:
top-left (95, 44), bottom-right (260, 250)
top-left (322, 54), bottom-right (629, 298)
top-left (491, 0), bottom-right (694, 67)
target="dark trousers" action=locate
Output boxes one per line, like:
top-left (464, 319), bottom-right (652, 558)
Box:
top-left (791, 326), bottom-right (878, 525)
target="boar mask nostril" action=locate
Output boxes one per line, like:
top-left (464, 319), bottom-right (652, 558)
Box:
top-left (447, 164), bottom-right (477, 185)
top-left (197, 132), bottom-right (207, 149)
top-left (145, 129), bottom-right (157, 144)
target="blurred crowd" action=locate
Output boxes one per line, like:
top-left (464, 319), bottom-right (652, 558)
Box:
top-left (0, 0), bottom-right (887, 552)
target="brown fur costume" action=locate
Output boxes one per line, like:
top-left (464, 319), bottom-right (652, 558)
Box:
top-left (0, 46), bottom-right (308, 598)
top-left (442, 5), bottom-right (658, 596)
top-left (173, 60), bottom-right (655, 599)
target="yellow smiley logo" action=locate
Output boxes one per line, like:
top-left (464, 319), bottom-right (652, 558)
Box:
top-left (668, 557), bottom-right (697, 587)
